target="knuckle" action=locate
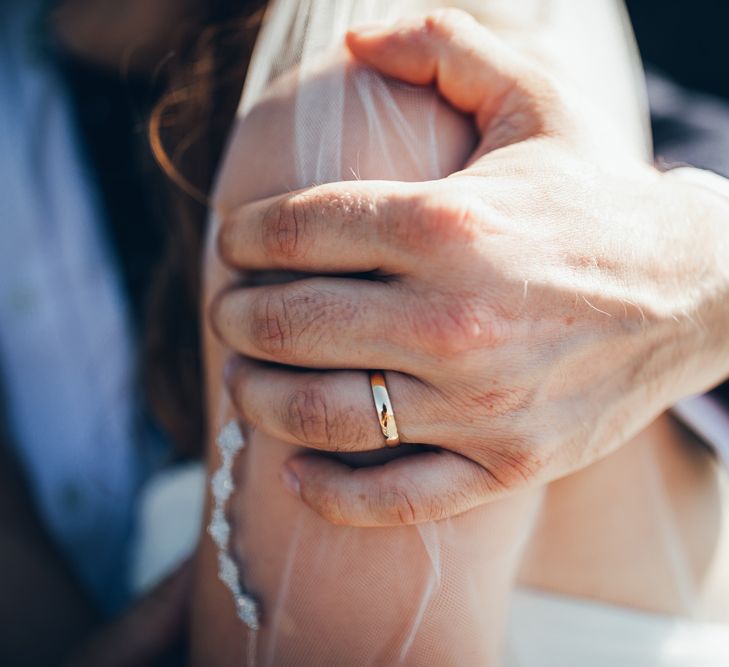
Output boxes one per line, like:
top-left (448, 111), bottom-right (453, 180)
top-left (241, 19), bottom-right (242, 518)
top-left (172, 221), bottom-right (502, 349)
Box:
top-left (261, 194), bottom-right (312, 262)
top-left (283, 384), bottom-right (331, 447)
top-left (248, 284), bottom-right (350, 361)
top-left (411, 294), bottom-right (502, 357)
top-left (282, 383), bottom-right (366, 450)
top-left (492, 68), bottom-right (568, 141)
top-left (249, 290), bottom-right (296, 358)
top-left (391, 193), bottom-right (483, 254)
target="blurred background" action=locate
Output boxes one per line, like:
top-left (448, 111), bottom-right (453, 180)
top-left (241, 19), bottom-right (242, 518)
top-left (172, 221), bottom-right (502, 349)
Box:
top-left (626, 0), bottom-right (729, 174)
top-left (627, 0), bottom-right (729, 102)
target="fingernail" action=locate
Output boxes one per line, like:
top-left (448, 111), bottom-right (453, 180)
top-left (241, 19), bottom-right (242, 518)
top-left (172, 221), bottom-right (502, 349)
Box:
top-left (223, 355), bottom-right (243, 385)
top-left (280, 466), bottom-right (301, 498)
top-left (348, 22), bottom-right (388, 38)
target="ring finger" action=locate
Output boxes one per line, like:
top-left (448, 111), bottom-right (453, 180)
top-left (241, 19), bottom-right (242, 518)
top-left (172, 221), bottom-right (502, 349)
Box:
top-left (225, 356), bottom-right (442, 452)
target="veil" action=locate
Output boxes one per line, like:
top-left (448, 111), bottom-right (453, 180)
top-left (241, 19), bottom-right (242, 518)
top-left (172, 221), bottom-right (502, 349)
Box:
top-left (199, 1), bottom-right (729, 665)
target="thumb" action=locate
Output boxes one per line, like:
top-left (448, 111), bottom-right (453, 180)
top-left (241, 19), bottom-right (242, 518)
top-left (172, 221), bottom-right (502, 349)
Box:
top-left (347, 9), bottom-right (557, 151)
top-left (66, 558), bottom-right (194, 667)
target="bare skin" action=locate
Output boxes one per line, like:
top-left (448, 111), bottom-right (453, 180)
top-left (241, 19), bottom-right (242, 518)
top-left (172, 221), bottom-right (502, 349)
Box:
top-left (214, 10), bottom-right (729, 526)
top-left (196, 59), bottom-right (546, 665)
top-left (194, 10), bottom-right (728, 664)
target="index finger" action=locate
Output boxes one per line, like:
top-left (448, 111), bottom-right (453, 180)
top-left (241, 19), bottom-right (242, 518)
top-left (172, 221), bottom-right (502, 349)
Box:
top-left (217, 179), bottom-right (423, 273)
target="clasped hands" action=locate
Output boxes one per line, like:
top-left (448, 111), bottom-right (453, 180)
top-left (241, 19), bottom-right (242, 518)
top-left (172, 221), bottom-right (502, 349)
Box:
top-left (210, 10), bottom-right (729, 526)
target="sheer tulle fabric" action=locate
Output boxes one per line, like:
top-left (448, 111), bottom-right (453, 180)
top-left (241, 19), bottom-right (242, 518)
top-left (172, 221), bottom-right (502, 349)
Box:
top-left (201, 1), bottom-right (729, 664)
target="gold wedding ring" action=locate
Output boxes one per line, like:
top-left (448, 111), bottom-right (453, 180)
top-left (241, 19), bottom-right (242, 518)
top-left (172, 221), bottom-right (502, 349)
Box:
top-left (369, 370), bottom-right (400, 447)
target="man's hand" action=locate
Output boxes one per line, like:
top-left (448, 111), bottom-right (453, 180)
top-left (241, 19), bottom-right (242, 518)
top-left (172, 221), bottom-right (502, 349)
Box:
top-left (211, 10), bottom-right (729, 526)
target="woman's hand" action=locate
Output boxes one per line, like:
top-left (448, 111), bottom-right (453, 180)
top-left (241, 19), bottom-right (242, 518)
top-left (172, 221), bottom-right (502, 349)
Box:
top-left (211, 10), bottom-right (729, 526)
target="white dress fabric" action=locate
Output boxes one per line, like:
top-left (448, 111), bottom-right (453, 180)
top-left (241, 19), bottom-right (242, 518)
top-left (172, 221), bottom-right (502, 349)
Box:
top-left (506, 587), bottom-right (729, 667)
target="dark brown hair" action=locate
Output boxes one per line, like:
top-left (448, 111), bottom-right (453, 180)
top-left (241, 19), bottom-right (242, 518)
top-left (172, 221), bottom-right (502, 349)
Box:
top-left (145, 1), bottom-right (266, 456)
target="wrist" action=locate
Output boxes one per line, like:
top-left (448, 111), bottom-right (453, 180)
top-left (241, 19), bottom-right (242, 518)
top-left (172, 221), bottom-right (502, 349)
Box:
top-left (662, 167), bottom-right (729, 395)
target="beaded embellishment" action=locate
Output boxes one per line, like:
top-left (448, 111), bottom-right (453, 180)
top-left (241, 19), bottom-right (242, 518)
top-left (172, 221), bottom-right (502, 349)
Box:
top-left (208, 420), bottom-right (260, 630)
